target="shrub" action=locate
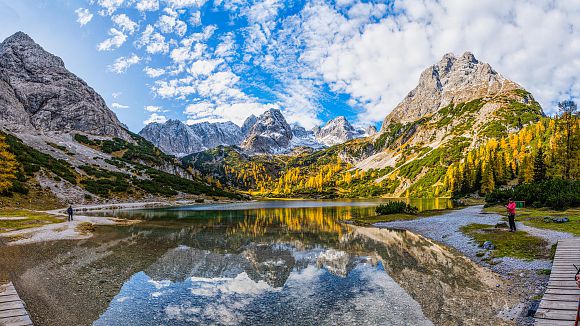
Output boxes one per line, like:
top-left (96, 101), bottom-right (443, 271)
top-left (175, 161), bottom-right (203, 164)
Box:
top-left (375, 201), bottom-right (419, 215)
top-left (486, 179), bottom-right (580, 210)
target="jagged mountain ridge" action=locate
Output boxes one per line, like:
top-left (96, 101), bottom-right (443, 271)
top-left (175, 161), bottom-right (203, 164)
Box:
top-left (0, 32), bottom-right (130, 140)
top-left (139, 119), bottom-right (244, 157)
top-left (141, 109), bottom-right (371, 156)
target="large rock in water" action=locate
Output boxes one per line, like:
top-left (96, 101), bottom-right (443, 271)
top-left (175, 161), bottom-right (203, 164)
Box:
top-left (381, 51), bottom-right (522, 128)
top-left (241, 108), bottom-right (293, 153)
top-left (0, 32), bottom-right (129, 139)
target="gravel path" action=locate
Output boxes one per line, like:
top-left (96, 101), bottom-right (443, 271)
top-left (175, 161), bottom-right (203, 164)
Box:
top-left (374, 205), bottom-right (573, 274)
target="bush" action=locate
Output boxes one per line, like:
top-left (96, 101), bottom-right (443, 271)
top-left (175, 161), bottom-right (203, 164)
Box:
top-left (486, 179), bottom-right (580, 210)
top-left (376, 201), bottom-right (419, 215)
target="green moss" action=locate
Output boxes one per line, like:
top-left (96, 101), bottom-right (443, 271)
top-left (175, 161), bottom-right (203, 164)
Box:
top-left (460, 223), bottom-right (550, 260)
top-left (0, 209), bottom-right (63, 233)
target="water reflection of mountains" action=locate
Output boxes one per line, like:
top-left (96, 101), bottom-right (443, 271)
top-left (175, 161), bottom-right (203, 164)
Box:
top-left (136, 221), bottom-right (506, 325)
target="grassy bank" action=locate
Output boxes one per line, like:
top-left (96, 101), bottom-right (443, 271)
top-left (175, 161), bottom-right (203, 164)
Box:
top-left (0, 209), bottom-right (63, 233)
top-left (349, 208), bottom-right (454, 225)
top-left (484, 205), bottom-right (580, 236)
top-left (460, 223), bottom-right (551, 260)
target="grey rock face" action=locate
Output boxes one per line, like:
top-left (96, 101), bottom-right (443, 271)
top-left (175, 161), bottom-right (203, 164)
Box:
top-left (0, 32), bottom-right (129, 139)
top-left (139, 119), bottom-right (204, 156)
top-left (314, 116), bottom-right (366, 146)
top-left (139, 119), bottom-right (244, 156)
top-left (241, 114), bottom-right (258, 136)
top-left (241, 108), bottom-right (293, 153)
top-left (366, 125), bottom-right (378, 136)
top-left (189, 121), bottom-right (243, 149)
top-left (381, 51), bottom-right (522, 129)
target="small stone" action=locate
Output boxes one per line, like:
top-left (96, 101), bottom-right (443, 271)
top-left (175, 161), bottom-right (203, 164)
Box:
top-left (482, 241), bottom-right (495, 250)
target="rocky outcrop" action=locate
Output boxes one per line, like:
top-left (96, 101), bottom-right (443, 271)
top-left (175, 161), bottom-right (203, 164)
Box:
top-left (314, 116), bottom-right (366, 146)
top-left (241, 114), bottom-right (258, 136)
top-left (0, 32), bottom-right (129, 140)
top-left (139, 119), bottom-right (244, 156)
top-left (240, 108), bottom-right (293, 153)
top-left (381, 51), bottom-right (522, 128)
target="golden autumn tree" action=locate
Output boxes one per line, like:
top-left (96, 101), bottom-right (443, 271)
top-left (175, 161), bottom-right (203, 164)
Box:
top-left (0, 134), bottom-right (17, 192)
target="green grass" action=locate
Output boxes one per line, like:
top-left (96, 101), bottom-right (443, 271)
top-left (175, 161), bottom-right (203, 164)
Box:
top-left (349, 209), bottom-right (451, 225)
top-left (460, 223), bottom-right (550, 260)
top-left (0, 209), bottom-right (63, 233)
top-left (484, 205), bottom-right (580, 236)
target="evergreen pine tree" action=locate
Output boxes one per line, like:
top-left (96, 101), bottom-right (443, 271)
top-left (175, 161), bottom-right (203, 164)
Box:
top-left (480, 163), bottom-right (495, 194)
top-left (533, 147), bottom-right (547, 182)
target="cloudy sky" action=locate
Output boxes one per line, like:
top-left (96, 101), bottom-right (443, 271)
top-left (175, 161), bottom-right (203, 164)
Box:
top-left (0, 0), bottom-right (578, 132)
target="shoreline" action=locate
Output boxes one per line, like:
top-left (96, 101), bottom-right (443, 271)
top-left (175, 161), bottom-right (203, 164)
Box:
top-left (0, 198), bottom-right (243, 246)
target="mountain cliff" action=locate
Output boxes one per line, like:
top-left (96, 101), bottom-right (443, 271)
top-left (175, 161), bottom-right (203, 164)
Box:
top-left (139, 120), bottom-right (243, 157)
top-left (240, 108), bottom-right (294, 154)
top-left (314, 116), bottom-right (366, 146)
top-left (0, 32), bottom-right (130, 140)
top-left (382, 52), bottom-right (522, 128)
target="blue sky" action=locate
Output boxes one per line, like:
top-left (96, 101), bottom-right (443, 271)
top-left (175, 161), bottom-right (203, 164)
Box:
top-left (0, 0), bottom-right (578, 132)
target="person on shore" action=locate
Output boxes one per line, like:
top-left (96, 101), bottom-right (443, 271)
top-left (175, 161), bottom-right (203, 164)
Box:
top-left (67, 205), bottom-right (74, 222)
top-left (505, 199), bottom-right (516, 232)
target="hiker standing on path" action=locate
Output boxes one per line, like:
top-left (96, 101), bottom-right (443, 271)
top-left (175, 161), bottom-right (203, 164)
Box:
top-left (67, 205), bottom-right (74, 222)
top-left (505, 199), bottom-right (516, 232)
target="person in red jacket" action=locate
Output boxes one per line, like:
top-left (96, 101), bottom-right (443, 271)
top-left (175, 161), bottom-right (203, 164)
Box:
top-left (505, 199), bottom-right (517, 232)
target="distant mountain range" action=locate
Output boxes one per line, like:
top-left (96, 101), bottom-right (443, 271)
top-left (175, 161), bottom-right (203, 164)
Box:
top-left (139, 108), bottom-right (372, 156)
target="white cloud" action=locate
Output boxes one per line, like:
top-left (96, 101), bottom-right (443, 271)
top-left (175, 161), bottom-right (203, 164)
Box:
top-left (144, 113), bottom-right (168, 124)
top-left (285, 0), bottom-right (580, 123)
top-left (137, 25), bottom-right (170, 54)
top-left (189, 11), bottom-right (202, 26)
top-left (97, 28), bottom-right (127, 51)
top-left (108, 54), bottom-right (141, 73)
top-left (111, 102), bottom-right (130, 109)
top-left (98, 0), bottom-right (124, 15)
top-left (75, 8), bottom-right (93, 26)
top-left (135, 0), bottom-right (159, 11)
top-left (112, 14), bottom-right (138, 34)
top-left (156, 8), bottom-right (188, 36)
top-left (165, 0), bottom-right (207, 8)
top-left (184, 101), bottom-right (274, 126)
top-left (112, 92), bottom-right (122, 98)
top-left (144, 66), bottom-right (166, 77)
top-left (145, 105), bottom-right (162, 112)
top-left (188, 59), bottom-right (222, 76)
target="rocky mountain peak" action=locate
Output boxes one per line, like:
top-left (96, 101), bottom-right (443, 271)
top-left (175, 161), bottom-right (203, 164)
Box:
top-left (315, 116), bottom-right (365, 146)
top-left (241, 108), bottom-right (293, 153)
top-left (0, 31), bottom-right (129, 140)
top-left (381, 51), bottom-right (521, 129)
top-left (241, 114), bottom-right (258, 136)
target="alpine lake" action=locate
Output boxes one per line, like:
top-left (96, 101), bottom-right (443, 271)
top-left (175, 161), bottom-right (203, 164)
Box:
top-left (0, 199), bottom-right (513, 325)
